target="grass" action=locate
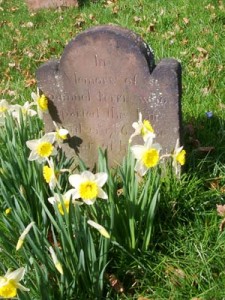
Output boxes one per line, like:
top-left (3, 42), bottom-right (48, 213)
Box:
top-left (0, 0), bottom-right (225, 299)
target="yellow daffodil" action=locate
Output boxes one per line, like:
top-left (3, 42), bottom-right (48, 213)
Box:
top-left (69, 171), bottom-right (108, 205)
top-left (87, 220), bottom-right (110, 239)
top-left (172, 139), bottom-right (186, 175)
top-left (16, 221), bottom-right (35, 251)
top-left (26, 133), bottom-right (57, 163)
top-left (31, 88), bottom-right (48, 118)
top-left (0, 267), bottom-right (29, 298)
top-left (129, 112), bottom-right (155, 143)
top-left (52, 121), bottom-right (69, 147)
top-left (5, 208), bottom-right (11, 215)
top-left (131, 136), bottom-right (162, 176)
top-left (43, 158), bottom-right (60, 190)
top-left (48, 190), bottom-right (81, 215)
top-left (49, 246), bottom-right (63, 275)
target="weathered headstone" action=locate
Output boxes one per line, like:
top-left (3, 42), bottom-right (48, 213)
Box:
top-left (25, 0), bottom-right (78, 10)
top-left (36, 25), bottom-right (182, 168)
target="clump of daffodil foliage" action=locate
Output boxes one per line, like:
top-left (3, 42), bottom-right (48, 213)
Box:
top-left (0, 91), bottom-right (186, 299)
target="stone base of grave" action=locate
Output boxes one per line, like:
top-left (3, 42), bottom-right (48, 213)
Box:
top-left (25, 0), bottom-right (78, 10)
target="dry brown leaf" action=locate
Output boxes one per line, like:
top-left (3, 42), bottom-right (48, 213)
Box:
top-left (183, 17), bottom-right (189, 24)
top-left (25, 78), bottom-right (36, 87)
top-left (205, 4), bottom-right (215, 11)
top-left (9, 6), bottom-right (19, 12)
top-left (134, 16), bottom-right (142, 23)
top-left (216, 204), bottom-right (225, 217)
top-left (147, 23), bottom-right (155, 32)
top-left (165, 265), bottom-right (186, 287)
top-left (117, 188), bottom-right (123, 196)
top-left (198, 146), bottom-right (215, 153)
top-left (181, 39), bottom-right (188, 45)
top-left (219, 218), bottom-right (225, 232)
top-left (197, 47), bottom-right (208, 55)
top-left (105, 273), bottom-right (124, 293)
top-left (201, 86), bottom-right (210, 96)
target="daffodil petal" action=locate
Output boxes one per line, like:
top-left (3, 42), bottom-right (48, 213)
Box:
top-left (95, 172), bottom-right (108, 187)
top-left (131, 145), bottom-right (145, 160)
top-left (135, 160), bottom-right (148, 176)
top-left (69, 174), bottom-right (83, 189)
top-left (64, 189), bottom-right (79, 200)
top-left (81, 171), bottom-right (95, 181)
top-left (5, 267), bottom-right (25, 282)
top-left (26, 139), bottom-right (38, 150)
top-left (97, 188), bottom-right (108, 200)
top-left (16, 283), bottom-right (30, 292)
top-left (83, 198), bottom-right (95, 205)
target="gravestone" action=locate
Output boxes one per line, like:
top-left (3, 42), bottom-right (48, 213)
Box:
top-left (25, 0), bottom-right (78, 10)
top-left (36, 25), bottom-right (182, 168)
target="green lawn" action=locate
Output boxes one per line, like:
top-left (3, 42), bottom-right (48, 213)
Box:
top-left (1, 0), bottom-right (225, 299)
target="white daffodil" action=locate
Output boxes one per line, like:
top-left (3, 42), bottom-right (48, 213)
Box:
top-left (16, 221), bottom-right (35, 251)
top-left (69, 171), bottom-right (108, 205)
top-left (49, 246), bottom-right (63, 275)
top-left (172, 139), bottom-right (186, 176)
top-left (31, 88), bottom-right (48, 118)
top-left (87, 220), bottom-right (110, 239)
top-left (129, 112), bottom-right (155, 143)
top-left (50, 121), bottom-right (69, 147)
top-left (26, 133), bottom-right (57, 163)
top-left (0, 99), bottom-right (10, 125)
top-left (43, 158), bottom-right (60, 190)
top-left (11, 101), bottom-right (37, 122)
top-left (0, 267), bottom-right (29, 298)
top-left (48, 189), bottom-right (81, 215)
top-left (131, 136), bottom-right (162, 176)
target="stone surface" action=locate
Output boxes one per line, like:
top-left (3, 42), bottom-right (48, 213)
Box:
top-left (36, 25), bottom-right (182, 168)
top-left (25, 0), bottom-right (78, 10)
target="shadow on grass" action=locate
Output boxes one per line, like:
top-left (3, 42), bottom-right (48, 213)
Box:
top-left (153, 113), bottom-right (225, 252)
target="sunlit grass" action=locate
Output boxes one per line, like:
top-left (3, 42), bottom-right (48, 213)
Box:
top-left (1, 0), bottom-right (225, 299)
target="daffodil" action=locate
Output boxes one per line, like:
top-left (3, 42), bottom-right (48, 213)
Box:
top-left (52, 121), bottom-right (69, 147)
top-left (48, 189), bottom-right (81, 215)
top-left (129, 112), bottom-right (155, 143)
top-left (0, 267), bottom-right (29, 298)
top-left (172, 139), bottom-right (186, 175)
top-left (26, 133), bottom-right (57, 163)
top-left (31, 88), bottom-right (48, 118)
top-left (0, 99), bottom-right (10, 125)
top-left (49, 246), bottom-right (63, 275)
top-left (11, 101), bottom-right (37, 122)
top-left (5, 208), bottom-right (11, 215)
top-left (43, 158), bottom-right (60, 190)
top-left (131, 137), bottom-right (162, 176)
top-left (87, 220), bottom-right (110, 239)
top-left (16, 221), bottom-right (35, 251)
top-left (69, 171), bottom-right (108, 205)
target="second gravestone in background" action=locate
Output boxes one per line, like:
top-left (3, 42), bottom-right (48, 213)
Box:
top-left (36, 25), bottom-right (182, 168)
top-left (25, 0), bottom-right (78, 10)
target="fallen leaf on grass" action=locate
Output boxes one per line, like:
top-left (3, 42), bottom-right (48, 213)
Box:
top-left (197, 146), bottom-right (215, 153)
top-left (183, 17), bottom-right (189, 25)
top-left (105, 273), bottom-right (124, 293)
top-left (134, 16), bottom-right (142, 23)
top-left (165, 265), bottom-right (186, 287)
top-left (219, 218), bottom-right (225, 232)
top-left (216, 204), bottom-right (225, 217)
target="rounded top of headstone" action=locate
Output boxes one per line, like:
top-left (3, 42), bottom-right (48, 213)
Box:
top-left (60, 25), bottom-right (155, 73)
